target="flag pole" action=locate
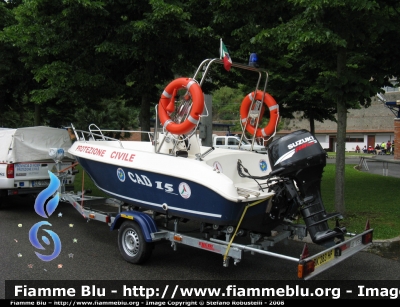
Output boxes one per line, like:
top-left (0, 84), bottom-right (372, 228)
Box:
top-left (220, 38), bottom-right (222, 59)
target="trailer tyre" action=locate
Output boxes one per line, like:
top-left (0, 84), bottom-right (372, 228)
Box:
top-left (118, 220), bottom-right (154, 264)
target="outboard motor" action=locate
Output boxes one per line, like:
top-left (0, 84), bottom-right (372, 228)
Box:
top-left (267, 130), bottom-right (346, 247)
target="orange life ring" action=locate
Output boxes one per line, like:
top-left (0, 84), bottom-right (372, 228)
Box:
top-left (158, 77), bottom-right (204, 135)
top-left (240, 90), bottom-right (279, 137)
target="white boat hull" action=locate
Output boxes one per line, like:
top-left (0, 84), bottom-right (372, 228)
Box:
top-left (69, 134), bottom-right (279, 233)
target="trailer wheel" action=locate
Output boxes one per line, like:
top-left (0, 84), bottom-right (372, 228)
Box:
top-left (118, 220), bottom-right (154, 264)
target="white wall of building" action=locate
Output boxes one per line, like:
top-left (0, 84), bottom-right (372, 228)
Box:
top-left (315, 135), bottom-right (329, 149)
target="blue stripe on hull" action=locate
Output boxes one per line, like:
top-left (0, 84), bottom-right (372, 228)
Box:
top-left (76, 157), bottom-right (270, 227)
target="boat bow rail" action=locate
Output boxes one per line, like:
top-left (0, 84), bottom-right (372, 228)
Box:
top-left (71, 123), bottom-right (154, 149)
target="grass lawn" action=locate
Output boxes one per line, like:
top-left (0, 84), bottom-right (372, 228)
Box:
top-left (321, 164), bottom-right (400, 240)
top-left (73, 166), bottom-right (109, 198)
top-left (73, 162), bottom-right (400, 241)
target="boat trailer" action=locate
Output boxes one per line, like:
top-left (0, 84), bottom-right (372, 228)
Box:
top-left (55, 157), bottom-right (373, 281)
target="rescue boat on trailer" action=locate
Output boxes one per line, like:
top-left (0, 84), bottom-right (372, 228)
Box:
top-left (68, 58), bottom-right (348, 247)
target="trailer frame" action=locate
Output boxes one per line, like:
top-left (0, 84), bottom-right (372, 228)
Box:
top-left (59, 185), bottom-right (373, 280)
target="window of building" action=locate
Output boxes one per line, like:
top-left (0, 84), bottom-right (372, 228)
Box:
top-left (345, 137), bottom-right (364, 142)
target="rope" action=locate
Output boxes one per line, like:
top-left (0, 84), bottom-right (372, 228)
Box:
top-left (57, 161), bottom-right (79, 174)
top-left (223, 198), bottom-right (270, 262)
top-left (80, 169), bottom-right (86, 218)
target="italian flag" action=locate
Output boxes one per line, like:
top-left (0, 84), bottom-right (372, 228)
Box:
top-left (220, 39), bottom-right (232, 71)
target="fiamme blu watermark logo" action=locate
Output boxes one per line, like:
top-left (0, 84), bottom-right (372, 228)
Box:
top-left (28, 171), bottom-right (62, 261)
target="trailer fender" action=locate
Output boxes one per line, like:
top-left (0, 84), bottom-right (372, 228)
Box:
top-left (110, 211), bottom-right (158, 243)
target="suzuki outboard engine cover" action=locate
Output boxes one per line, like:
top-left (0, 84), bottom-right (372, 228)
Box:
top-left (268, 130), bottom-right (345, 247)
top-left (268, 129), bottom-right (327, 174)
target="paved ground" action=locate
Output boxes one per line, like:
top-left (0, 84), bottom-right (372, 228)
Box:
top-left (327, 153), bottom-right (400, 178)
top-left (327, 153), bottom-right (400, 262)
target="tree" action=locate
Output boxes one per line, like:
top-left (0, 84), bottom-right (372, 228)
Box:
top-left (211, 86), bottom-right (245, 121)
top-left (0, 0), bottom-right (37, 127)
top-left (1, 0), bottom-right (215, 135)
top-left (210, 0), bottom-right (400, 213)
top-left (253, 0), bottom-right (400, 213)
top-left (73, 98), bottom-right (140, 135)
top-left (209, 0), bottom-right (338, 134)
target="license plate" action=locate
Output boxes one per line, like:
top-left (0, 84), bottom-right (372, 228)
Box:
top-left (32, 180), bottom-right (50, 187)
top-left (313, 249), bottom-right (335, 268)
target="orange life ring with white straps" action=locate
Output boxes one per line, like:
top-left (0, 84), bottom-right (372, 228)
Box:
top-left (158, 77), bottom-right (204, 135)
top-left (240, 90), bottom-right (279, 137)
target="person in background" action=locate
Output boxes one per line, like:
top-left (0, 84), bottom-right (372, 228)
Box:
top-left (355, 145), bottom-right (360, 153)
top-left (368, 145), bottom-right (374, 154)
top-left (363, 145), bottom-right (367, 153)
top-left (381, 141), bottom-right (386, 154)
top-left (386, 140), bottom-right (391, 155)
top-left (375, 144), bottom-right (382, 155)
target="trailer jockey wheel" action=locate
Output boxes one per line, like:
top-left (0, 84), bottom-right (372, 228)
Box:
top-left (118, 220), bottom-right (154, 264)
